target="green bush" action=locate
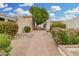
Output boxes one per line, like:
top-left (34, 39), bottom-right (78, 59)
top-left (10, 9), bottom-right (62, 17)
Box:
top-left (50, 28), bottom-right (65, 37)
top-left (24, 26), bottom-right (31, 33)
top-left (50, 22), bottom-right (66, 30)
top-left (0, 21), bottom-right (18, 38)
top-left (0, 33), bottom-right (11, 56)
top-left (56, 29), bottom-right (79, 45)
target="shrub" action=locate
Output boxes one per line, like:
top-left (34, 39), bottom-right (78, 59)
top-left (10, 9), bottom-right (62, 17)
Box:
top-left (70, 28), bottom-right (79, 36)
top-left (24, 26), bottom-right (31, 33)
top-left (0, 21), bottom-right (18, 38)
top-left (0, 33), bottom-right (11, 56)
top-left (50, 22), bottom-right (66, 30)
top-left (50, 28), bottom-right (65, 37)
top-left (56, 29), bottom-right (79, 45)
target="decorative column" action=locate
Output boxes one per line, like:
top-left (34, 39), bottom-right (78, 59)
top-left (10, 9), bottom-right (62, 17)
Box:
top-left (5, 18), bottom-right (8, 22)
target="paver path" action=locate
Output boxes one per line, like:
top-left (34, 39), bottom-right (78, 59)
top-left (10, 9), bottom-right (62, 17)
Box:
top-left (10, 31), bottom-right (61, 56)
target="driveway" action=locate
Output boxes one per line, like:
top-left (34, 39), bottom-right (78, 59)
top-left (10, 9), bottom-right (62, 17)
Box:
top-left (10, 31), bottom-right (61, 56)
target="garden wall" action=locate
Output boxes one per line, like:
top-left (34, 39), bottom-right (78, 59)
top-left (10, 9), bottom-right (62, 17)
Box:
top-left (17, 16), bottom-right (33, 33)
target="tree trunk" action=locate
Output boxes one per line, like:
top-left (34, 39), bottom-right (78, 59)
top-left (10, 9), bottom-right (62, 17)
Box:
top-left (32, 18), bottom-right (35, 30)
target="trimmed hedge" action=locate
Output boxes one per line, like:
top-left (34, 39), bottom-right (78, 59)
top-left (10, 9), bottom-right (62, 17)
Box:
top-left (50, 22), bottom-right (66, 30)
top-left (23, 26), bottom-right (31, 33)
top-left (0, 33), bottom-right (11, 56)
top-left (0, 21), bottom-right (18, 38)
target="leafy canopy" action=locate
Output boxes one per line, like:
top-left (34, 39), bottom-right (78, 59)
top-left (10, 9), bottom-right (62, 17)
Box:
top-left (29, 6), bottom-right (49, 25)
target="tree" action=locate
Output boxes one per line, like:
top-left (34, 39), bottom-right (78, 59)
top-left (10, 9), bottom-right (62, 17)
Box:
top-left (29, 6), bottom-right (49, 29)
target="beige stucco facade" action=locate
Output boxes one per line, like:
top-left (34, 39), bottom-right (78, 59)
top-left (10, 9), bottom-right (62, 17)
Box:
top-left (17, 16), bottom-right (33, 33)
top-left (16, 15), bottom-right (79, 33)
top-left (46, 17), bottom-right (79, 30)
top-left (62, 17), bottom-right (79, 29)
top-left (46, 21), bottom-right (52, 31)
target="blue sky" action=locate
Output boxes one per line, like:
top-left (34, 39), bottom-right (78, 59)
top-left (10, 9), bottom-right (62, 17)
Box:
top-left (0, 3), bottom-right (79, 21)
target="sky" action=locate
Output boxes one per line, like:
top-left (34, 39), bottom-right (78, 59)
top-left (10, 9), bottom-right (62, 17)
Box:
top-left (0, 3), bottom-right (79, 21)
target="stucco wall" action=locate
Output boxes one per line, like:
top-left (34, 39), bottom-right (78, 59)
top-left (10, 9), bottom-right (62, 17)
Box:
top-left (23, 16), bottom-right (33, 30)
top-left (46, 21), bottom-right (52, 31)
top-left (46, 17), bottom-right (79, 30)
top-left (62, 17), bottom-right (79, 29)
top-left (17, 16), bottom-right (32, 33)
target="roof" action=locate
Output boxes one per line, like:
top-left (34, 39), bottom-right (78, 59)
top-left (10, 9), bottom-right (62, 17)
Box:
top-left (0, 13), bottom-right (16, 21)
top-left (23, 16), bottom-right (32, 18)
top-left (59, 17), bottom-right (79, 24)
top-left (48, 17), bottom-right (79, 23)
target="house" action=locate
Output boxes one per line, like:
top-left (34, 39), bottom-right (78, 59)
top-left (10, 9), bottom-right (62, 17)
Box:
top-left (61, 17), bottom-right (79, 29)
top-left (0, 14), bottom-right (33, 33)
top-left (2, 13), bottom-right (79, 33)
top-left (0, 13), bottom-right (16, 22)
top-left (46, 17), bottom-right (79, 31)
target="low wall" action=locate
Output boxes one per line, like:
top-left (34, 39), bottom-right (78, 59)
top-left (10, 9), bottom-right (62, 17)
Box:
top-left (58, 45), bottom-right (79, 56)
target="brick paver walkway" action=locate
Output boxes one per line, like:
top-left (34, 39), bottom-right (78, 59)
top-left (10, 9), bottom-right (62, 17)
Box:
top-left (10, 31), bottom-right (61, 56)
